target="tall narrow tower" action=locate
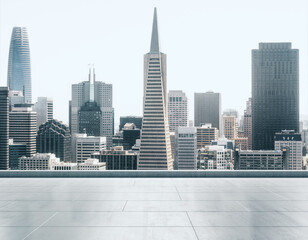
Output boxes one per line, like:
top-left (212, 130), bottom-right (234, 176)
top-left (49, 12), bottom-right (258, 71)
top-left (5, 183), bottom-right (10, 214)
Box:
top-left (252, 43), bottom-right (299, 150)
top-left (7, 27), bottom-right (32, 104)
top-left (138, 8), bottom-right (173, 170)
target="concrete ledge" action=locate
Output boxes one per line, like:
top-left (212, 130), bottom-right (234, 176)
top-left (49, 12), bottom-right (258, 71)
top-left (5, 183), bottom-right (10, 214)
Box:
top-left (0, 170), bottom-right (308, 178)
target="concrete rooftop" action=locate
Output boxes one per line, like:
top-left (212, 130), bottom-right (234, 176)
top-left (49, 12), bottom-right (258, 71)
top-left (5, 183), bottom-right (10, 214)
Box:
top-left (1, 177), bottom-right (308, 239)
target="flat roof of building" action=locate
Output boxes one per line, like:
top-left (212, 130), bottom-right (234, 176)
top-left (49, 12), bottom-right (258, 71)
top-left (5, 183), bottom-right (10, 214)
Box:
top-left (0, 174), bottom-right (308, 239)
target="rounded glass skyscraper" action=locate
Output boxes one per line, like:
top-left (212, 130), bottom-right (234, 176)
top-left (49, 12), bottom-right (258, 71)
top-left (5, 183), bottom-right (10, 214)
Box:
top-left (7, 27), bottom-right (32, 104)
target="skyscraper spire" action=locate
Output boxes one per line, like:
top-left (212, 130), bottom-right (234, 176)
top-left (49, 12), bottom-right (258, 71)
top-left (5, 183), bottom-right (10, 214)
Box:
top-left (88, 65), bottom-right (95, 102)
top-left (150, 7), bottom-right (160, 54)
top-left (139, 8), bottom-right (173, 170)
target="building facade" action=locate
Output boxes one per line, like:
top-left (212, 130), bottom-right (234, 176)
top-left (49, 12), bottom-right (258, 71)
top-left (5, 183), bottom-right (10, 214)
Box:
top-left (9, 105), bottom-right (36, 157)
top-left (211, 136), bottom-right (234, 150)
top-left (168, 90), bottom-right (188, 132)
top-left (175, 127), bottom-right (197, 170)
top-left (138, 8), bottom-right (173, 170)
top-left (122, 123), bottom-right (140, 150)
top-left (119, 116), bottom-right (142, 131)
top-left (196, 124), bottom-right (218, 149)
top-left (252, 43), bottom-right (299, 150)
top-left (194, 91), bottom-right (221, 131)
top-left (244, 98), bottom-right (252, 150)
top-left (234, 148), bottom-right (289, 170)
top-left (197, 146), bottom-right (233, 170)
top-left (274, 130), bottom-right (302, 170)
top-left (19, 153), bottom-right (59, 170)
top-left (0, 87), bottom-right (9, 170)
top-left (91, 146), bottom-right (138, 170)
top-left (7, 27), bottom-right (32, 104)
top-left (223, 115), bottom-right (237, 140)
top-left (234, 137), bottom-right (249, 150)
top-left (33, 97), bottom-right (53, 130)
top-left (9, 139), bottom-right (27, 170)
top-left (74, 134), bottom-right (106, 163)
top-left (36, 120), bottom-right (72, 162)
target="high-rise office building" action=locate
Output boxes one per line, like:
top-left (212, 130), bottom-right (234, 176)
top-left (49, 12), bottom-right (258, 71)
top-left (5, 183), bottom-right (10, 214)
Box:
top-left (252, 43), bottom-right (299, 150)
top-left (9, 104), bottom-right (36, 157)
top-left (0, 87), bottom-right (9, 170)
top-left (33, 97), bottom-right (53, 130)
top-left (36, 120), bottom-right (72, 162)
top-left (223, 115), bottom-right (237, 140)
top-left (168, 90), bottom-right (188, 132)
top-left (194, 91), bottom-right (221, 131)
top-left (244, 98), bottom-right (252, 150)
top-left (138, 8), bottom-right (173, 170)
top-left (274, 130), bottom-right (302, 170)
top-left (70, 67), bottom-right (114, 148)
top-left (119, 116), bottom-right (142, 131)
top-left (196, 124), bottom-right (218, 149)
top-left (7, 27), bottom-right (32, 104)
top-left (175, 127), bottom-right (197, 170)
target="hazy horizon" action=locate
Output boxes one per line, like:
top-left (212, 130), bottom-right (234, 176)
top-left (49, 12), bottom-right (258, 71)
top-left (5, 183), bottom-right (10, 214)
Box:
top-left (0, 0), bottom-right (307, 128)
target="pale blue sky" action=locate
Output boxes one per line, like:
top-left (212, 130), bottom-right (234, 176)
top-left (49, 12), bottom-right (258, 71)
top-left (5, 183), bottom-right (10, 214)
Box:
top-left (0, 0), bottom-right (307, 128)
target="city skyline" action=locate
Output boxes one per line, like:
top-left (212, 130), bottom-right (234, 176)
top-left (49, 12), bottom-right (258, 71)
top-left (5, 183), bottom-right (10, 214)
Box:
top-left (0, 0), bottom-right (307, 126)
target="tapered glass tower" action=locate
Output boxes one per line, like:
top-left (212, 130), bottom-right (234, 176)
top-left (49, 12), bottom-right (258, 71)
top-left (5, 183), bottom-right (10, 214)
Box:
top-left (138, 8), bottom-right (173, 170)
top-left (7, 27), bottom-right (32, 103)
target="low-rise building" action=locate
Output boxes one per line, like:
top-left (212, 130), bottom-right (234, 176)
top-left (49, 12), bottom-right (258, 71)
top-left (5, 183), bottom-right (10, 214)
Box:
top-left (91, 146), bottom-right (138, 170)
top-left (197, 145), bottom-right (233, 170)
top-left (52, 162), bottom-right (78, 170)
top-left (19, 153), bottom-right (60, 170)
top-left (234, 148), bottom-right (289, 170)
top-left (78, 158), bottom-right (106, 170)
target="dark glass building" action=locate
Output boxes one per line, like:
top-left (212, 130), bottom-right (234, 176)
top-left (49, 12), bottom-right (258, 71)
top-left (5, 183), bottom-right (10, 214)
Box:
top-left (78, 102), bottom-right (102, 136)
top-left (252, 43), bottom-right (299, 150)
top-left (0, 87), bottom-right (9, 170)
top-left (7, 27), bottom-right (32, 103)
top-left (9, 140), bottom-right (27, 170)
top-left (36, 120), bottom-right (72, 162)
top-left (122, 123), bottom-right (140, 150)
top-left (119, 116), bottom-right (142, 131)
top-left (194, 91), bottom-right (221, 130)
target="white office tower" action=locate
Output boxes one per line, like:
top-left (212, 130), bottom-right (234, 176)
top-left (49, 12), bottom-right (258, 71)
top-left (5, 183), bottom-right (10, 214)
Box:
top-left (9, 105), bottom-right (37, 157)
top-left (74, 133), bottom-right (106, 163)
top-left (33, 97), bottom-right (53, 130)
top-left (70, 67), bottom-right (114, 148)
top-left (274, 130), bottom-right (302, 170)
top-left (175, 127), bottom-right (197, 170)
top-left (168, 90), bottom-right (188, 132)
top-left (138, 8), bottom-right (173, 170)
top-left (19, 153), bottom-right (60, 170)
